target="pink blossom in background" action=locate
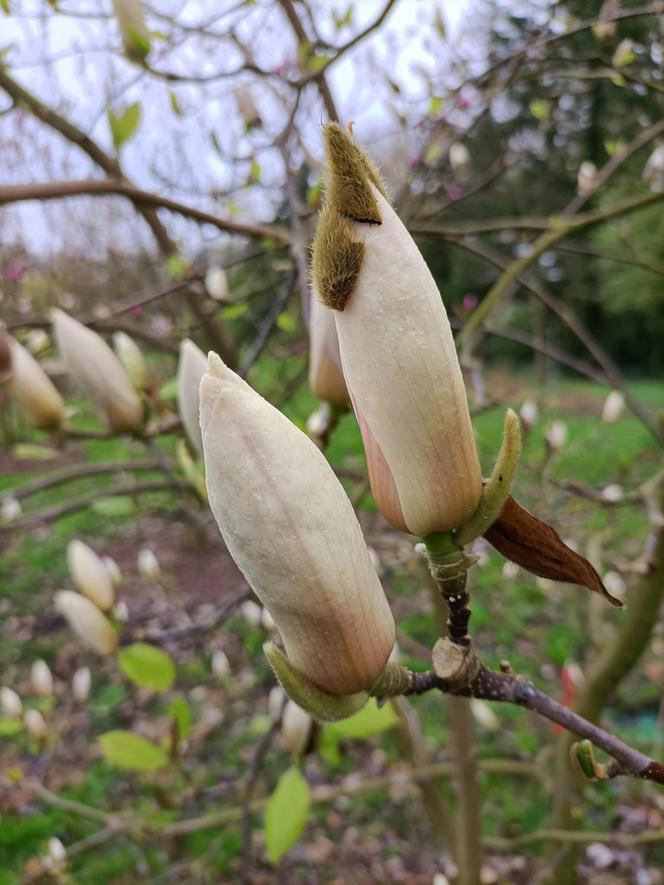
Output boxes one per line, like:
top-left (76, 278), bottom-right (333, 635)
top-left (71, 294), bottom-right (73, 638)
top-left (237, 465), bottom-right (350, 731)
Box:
top-left (463, 294), bottom-right (478, 311)
top-left (444, 183), bottom-right (463, 201)
top-left (5, 258), bottom-right (27, 283)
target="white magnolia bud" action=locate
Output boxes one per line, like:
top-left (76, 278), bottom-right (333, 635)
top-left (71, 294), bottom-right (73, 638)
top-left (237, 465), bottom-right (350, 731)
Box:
top-left (47, 837), bottom-right (67, 867)
top-left (113, 331), bottom-right (148, 391)
top-left (24, 708), bottom-right (47, 739)
top-left (1, 496), bottom-right (22, 523)
top-left (3, 336), bottom-right (63, 429)
top-left (306, 402), bottom-right (332, 438)
top-left (25, 329), bottom-right (51, 356)
top-left (268, 685), bottom-right (285, 720)
top-left (30, 660), bottom-right (54, 698)
top-left (55, 591), bottom-right (118, 655)
top-left (112, 0), bottom-right (150, 60)
top-left (519, 398), bottom-right (538, 430)
top-left (211, 649), bottom-right (230, 678)
top-left (67, 540), bottom-right (115, 611)
top-left (311, 124), bottom-right (482, 537)
top-left (602, 390), bottom-right (624, 424)
top-left (576, 161), bottom-right (597, 197)
top-left (308, 295), bottom-right (348, 406)
top-left (52, 309), bottom-right (143, 432)
top-left (176, 339), bottom-right (208, 456)
top-left (545, 420), bottom-right (567, 452)
top-left (205, 266), bottom-right (229, 302)
top-left (449, 142), bottom-right (471, 175)
top-left (113, 600), bottom-right (130, 622)
top-left (1, 686), bottom-right (23, 717)
top-left (470, 698), bottom-right (499, 732)
top-left (71, 666), bottom-right (92, 702)
top-left (601, 483), bottom-right (624, 503)
top-left (643, 144), bottom-right (664, 190)
top-left (240, 599), bottom-right (263, 629)
top-left (137, 547), bottom-right (161, 582)
top-left (102, 556), bottom-right (123, 587)
top-left (200, 352), bottom-right (395, 695)
top-left (502, 560), bottom-right (519, 580)
top-left (281, 700), bottom-right (313, 755)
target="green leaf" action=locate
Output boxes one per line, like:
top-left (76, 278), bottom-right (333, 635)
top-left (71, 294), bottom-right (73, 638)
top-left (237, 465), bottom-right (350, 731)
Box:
top-left (108, 102), bottom-right (142, 151)
top-left (264, 765), bottom-right (310, 863)
top-left (126, 25), bottom-right (151, 59)
top-left (529, 99), bottom-right (550, 121)
top-left (91, 496), bottom-right (136, 517)
top-left (0, 718), bottom-right (23, 736)
top-left (12, 443), bottom-right (58, 460)
top-left (428, 95), bottom-right (444, 117)
top-left (158, 376), bottom-right (178, 401)
top-left (248, 158), bottom-right (261, 184)
top-left (1, 0), bottom-right (10, 14)
top-left (332, 4), bottom-right (353, 30)
top-left (168, 696), bottom-right (192, 741)
top-left (276, 312), bottom-right (296, 333)
top-left (222, 302), bottom-right (248, 320)
top-left (326, 698), bottom-right (398, 740)
top-left (168, 90), bottom-right (182, 116)
top-left (166, 252), bottom-right (189, 280)
top-left (99, 730), bottom-right (168, 771)
top-left (118, 643), bottom-right (175, 691)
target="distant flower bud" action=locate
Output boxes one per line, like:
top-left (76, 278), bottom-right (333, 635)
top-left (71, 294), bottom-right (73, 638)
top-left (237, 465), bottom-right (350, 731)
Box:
top-left (47, 837), bottom-right (67, 866)
top-left (576, 161), bottom-right (597, 197)
top-left (449, 142), bottom-right (471, 175)
top-left (602, 390), bottom-right (624, 424)
top-left (519, 398), bottom-right (539, 430)
top-left (612, 38), bottom-right (635, 68)
top-left (308, 295), bottom-right (349, 406)
top-left (281, 700), bottom-right (313, 755)
top-left (25, 329), bottom-right (51, 356)
top-left (240, 599), bottom-right (263, 629)
top-left (234, 86), bottom-right (261, 129)
top-left (545, 420), bottom-right (567, 453)
top-left (643, 144), bottom-right (664, 190)
top-left (52, 310), bottom-right (143, 432)
top-left (1, 496), bottom-right (22, 523)
top-left (112, 332), bottom-right (148, 391)
top-left (200, 352), bottom-right (395, 694)
top-left (311, 124), bottom-right (482, 536)
top-left (55, 591), bottom-right (118, 655)
top-left (601, 483), bottom-right (623, 502)
top-left (176, 339), bottom-right (208, 456)
top-left (205, 266), bottom-right (229, 302)
top-left (470, 698), bottom-right (499, 732)
top-left (211, 649), bottom-right (230, 678)
top-left (1, 686), bottom-right (23, 717)
top-left (592, 0), bottom-right (617, 41)
top-left (137, 547), bottom-right (160, 582)
top-left (502, 560), bottom-right (519, 580)
top-left (2, 337), bottom-right (63, 429)
top-left (67, 540), bottom-right (115, 611)
top-left (71, 666), bottom-right (92, 702)
top-left (102, 556), bottom-right (123, 587)
top-left (306, 402), bottom-right (332, 438)
top-left (113, 600), bottom-right (129, 622)
top-left (112, 0), bottom-right (151, 60)
top-left (30, 660), bottom-right (54, 698)
top-left (268, 685), bottom-right (285, 720)
top-left (24, 708), bottom-right (47, 739)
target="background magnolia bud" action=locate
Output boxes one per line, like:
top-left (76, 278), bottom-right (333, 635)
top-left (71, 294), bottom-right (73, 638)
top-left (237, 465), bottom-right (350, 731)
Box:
top-left (71, 666), bottom-right (92, 702)
top-left (519, 398), bottom-right (539, 430)
top-left (576, 161), bottom-right (597, 197)
top-left (211, 649), bottom-right (230, 678)
top-left (3, 336), bottom-right (64, 429)
top-left (1, 686), bottom-right (23, 717)
top-left (113, 331), bottom-right (148, 391)
top-left (601, 483), bottom-right (624, 502)
top-left (112, 0), bottom-right (151, 60)
top-left (102, 556), bottom-right (123, 587)
top-left (176, 339), bottom-right (208, 456)
top-left (137, 547), bottom-right (160, 582)
top-left (545, 420), bottom-right (567, 452)
top-left (268, 685), bottom-right (285, 720)
top-left (67, 540), bottom-right (115, 611)
top-left (24, 708), bottom-right (47, 740)
top-left (47, 837), bottom-right (67, 868)
top-left (55, 591), bottom-right (118, 655)
top-left (449, 141), bottom-right (471, 175)
top-left (201, 353), bottom-right (395, 695)
top-left (1, 496), bottom-right (22, 523)
top-left (205, 266), bottom-right (229, 302)
top-left (52, 309), bottom-right (143, 432)
top-left (281, 700), bottom-right (313, 755)
top-left (240, 599), bottom-right (263, 629)
top-left (308, 294), bottom-right (349, 406)
top-left (234, 86), bottom-right (261, 128)
top-left (113, 600), bottom-right (130, 622)
top-left (602, 390), bottom-right (625, 424)
top-left (30, 660), bottom-right (54, 698)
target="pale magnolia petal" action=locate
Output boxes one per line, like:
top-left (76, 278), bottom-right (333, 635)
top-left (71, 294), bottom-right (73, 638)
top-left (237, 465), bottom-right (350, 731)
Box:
top-left (205, 266), bottom-right (229, 302)
top-left (4, 337), bottom-right (63, 429)
top-left (577, 161), bottom-right (597, 197)
top-left (281, 700), bottom-right (313, 755)
top-left (200, 353), bottom-right (395, 695)
top-left (1, 686), bottom-right (23, 717)
top-left (334, 188), bottom-right (482, 536)
top-left (268, 686), bottom-right (285, 719)
top-left (52, 310), bottom-right (143, 432)
top-left (308, 294), bottom-right (348, 406)
top-left (47, 838), bottom-right (67, 865)
top-left (24, 708), bottom-right (47, 739)
top-left (71, 666), bottom-right (92, 702)
top-left (176, 339), bottom-right (208, 456)
top-left (30, 660), bottom-right (54, 698)
top-left (113, 332), bottom-right (148, 391)
top-left (67, 540), bottom-right (115, 611)
top-left (102, 556), bottom-right (123, 587)
top-left (602, 390), bottom-right (625, 424)
top-left (55, 591), bottom-right (118, 655)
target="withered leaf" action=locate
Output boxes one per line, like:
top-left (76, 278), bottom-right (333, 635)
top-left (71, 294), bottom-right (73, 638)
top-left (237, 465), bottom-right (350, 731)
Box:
top-left (484, 496), bottom-right (622, 607)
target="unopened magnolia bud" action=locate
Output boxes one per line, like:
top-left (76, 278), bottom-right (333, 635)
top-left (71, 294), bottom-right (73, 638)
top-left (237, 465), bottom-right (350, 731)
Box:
top-left (113, 600), bottom-right (130, 622)
top-left (545, 420), bottom-right (567, 452)
top-left (52, 310), bottom-right (143, 432)
top-left (1, 686), bottom-right (23, 717)
top-left (602, 390), bottom-right (624, 424)
top-left (47, 837), bottom-right (67, 868)
top-left (234, 86), bottom-right (261, 128)
top-left (612, 38), bottom-right (634, 68)
top-left (211, 649), bottom-right (230, 678)
top-left (240, 599), bottom-right (263, 629)
top-left (308, 295), bottom-right (348, 406)
top-left (67, 540), bottom-right (115, 611)
top-left (137, 547), bottom-right (160, 582)
top-left (72, 666), bottom-right (92, 702)
top-left (112, 0), bottom-right (151, 60)
top-left (113, 332), bottom-right (148, 391)
top-left (577, 161), bottom-right (597, 197)
top-left (306, 402), bottom-right (332, 438)
top-left (25, 329), bottom-right (51, 356)
top-left (311, 124), bottom-right (482, 537)
top-left (519, 398), bottom-right (539, 430)
top-left (502, 560), bottom-right (519, 580)
top-left (176, 339), bottom-right (207, 456)
top-left (601, 483), bottom-right (623, 503)
top-left (268, 685), bottom-right (285, 720)
top-left (281, 700), bottom-right (313, 755)
top-left (470, 698), bottom-right (499, 732)
top-left (205, 266), bottom-right (229, 302)
top-left (55, 591), bottom-right (118, 655)
top-left (3, 337), bottom-right (64, 429)
top-left (30, 660), bottom-right (54, 698)
top-left (102, 556), bottom-right (123, 587)
top-left (1, 496), bottom-right (22, 523)
top-left (201, 352), bottom-right (395, 695)
top-left (24, 708), bottom-right (47, 739)
top-left (449, 142), bottom-right (471, 175)
top-left (643, 144), bottom-right (664, 189)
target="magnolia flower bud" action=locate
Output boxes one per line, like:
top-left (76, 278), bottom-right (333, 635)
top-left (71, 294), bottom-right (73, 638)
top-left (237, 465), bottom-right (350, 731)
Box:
top-left (112, 0), bottom-right (151, 60)
top-left (30, 660), bottom-right (54, 698)
top-left (114, 600), bottom-right (130, 622)
top-left (519, 398), bottom-right (539, 430)
top-left (268, 685), bottom-right (285, 720)
top-left (234, 86), bottom-right (261, 129)
top-left (3, 337), bottom-right (63, 429)
top-left (71, 666), bottom-right (92, 702)
top-left (602, 390), bottom-right (625, 424)
top-left (449, 142), bottom-right (471, 175)
top-left (1, 686), bottom-right (23, 717)
top-left (52, 310), bottom-right (143, 432)
top-left (200, 352), bottom-right (395, 695)
top-left (113, 332), bottom-right (148, 391)
top-left (308, 294), bottom-right (348, 406)
top-left (240, 599), bottom-right (263, 629)
top-left (643, 144), bottom-right (664, 190)
top-left (24, 708), bottom-right (47, 740)
top-left (137, 547), bottom-right (161, 582)
top-left (281, 700), bottom-right (313, 755)
top-left (211, 649), bottom-right (230, 678)
top-left (601, 483), bottom-right (624, 503)
top-left (205, 266), bottom-right (229, 302)
top-left (311, 124), bottom-right (482, 537)
top-left (102, 556), bottom-right (123, 587)
top-left (1, 496), bottom-right (22, 523)
top-left (176, 339), bottom-right (208, 456)
top-left (55, 591), bottom-right (118, 655)
top-left (47, 837), bottom-right (67, 868)
top-left (576, 161), bottom-right (597, 197)
top-left (67, 540), bottom-right (115, 611)
top-left (545, 420), bottom-right (567, 453)
top-left (470, 698), bottom-right (499, 732)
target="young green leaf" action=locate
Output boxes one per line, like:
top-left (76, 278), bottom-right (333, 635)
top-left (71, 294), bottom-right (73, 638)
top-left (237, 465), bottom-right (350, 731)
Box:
top-left (168, 695), bottom-right (192, 741)
top-left (108, 102), bottom-right (142, 151)
top-left (118, 643), bottom-right (175, 691)
top-left (264, 765), bottom-right (310, 863)
top-left (326, 698), bottom-right (398, 740)
top-left (99, 730), bottom-right (168, 770)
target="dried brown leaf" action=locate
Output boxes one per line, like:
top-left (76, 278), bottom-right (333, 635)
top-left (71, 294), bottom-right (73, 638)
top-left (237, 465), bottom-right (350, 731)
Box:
top-left (484, 496), bottom-right (622, 607)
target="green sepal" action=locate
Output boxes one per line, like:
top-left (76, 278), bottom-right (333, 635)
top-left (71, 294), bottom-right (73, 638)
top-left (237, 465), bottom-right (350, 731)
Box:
top-left (264, 642), bottom-right (368, 722)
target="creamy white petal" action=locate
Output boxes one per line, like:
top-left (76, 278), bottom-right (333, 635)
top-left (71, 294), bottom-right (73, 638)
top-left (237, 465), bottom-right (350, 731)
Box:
top-left (177, 339), bottom-right (208, 456)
